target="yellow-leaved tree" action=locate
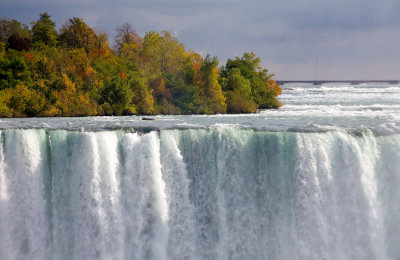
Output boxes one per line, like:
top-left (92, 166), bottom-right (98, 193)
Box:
top-left (196, 55), bottom-right (226, 114)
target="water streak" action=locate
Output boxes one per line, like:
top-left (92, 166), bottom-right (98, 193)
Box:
top-left (0, 128), bottom-right (398, 259)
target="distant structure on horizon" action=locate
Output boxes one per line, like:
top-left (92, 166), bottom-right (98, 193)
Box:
top-left (276, 80), bottom-right (400, 85)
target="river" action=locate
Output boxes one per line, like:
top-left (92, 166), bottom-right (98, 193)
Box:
top-left (0, 83), bottom-right (399, 259)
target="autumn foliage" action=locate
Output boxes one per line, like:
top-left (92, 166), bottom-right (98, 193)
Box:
top-left (0, 13), bottom-right (282, 117)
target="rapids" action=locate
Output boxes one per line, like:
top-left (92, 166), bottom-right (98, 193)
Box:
top-left (0, 83), bottom-right (399, 259)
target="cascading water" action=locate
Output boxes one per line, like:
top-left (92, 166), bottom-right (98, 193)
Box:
top-left (0, 128), bottom-right (399, 260)
top-left (1, 82), bottom-right (400, 259)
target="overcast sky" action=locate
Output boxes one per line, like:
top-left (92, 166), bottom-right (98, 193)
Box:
top-left (1, 0), bottom-right (400, 80)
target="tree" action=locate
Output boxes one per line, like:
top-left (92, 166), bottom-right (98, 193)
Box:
top-left (0, 42), bottom-right (4, 57)
top-left (92, 30), bottom-right (111, 57)
top-left (114, 23), bottom-right (142, 51)
top-left (0, 88), bottom-right (12, 117)
top-left (151, 76), bottom-right (170, 106)
top-left (165, 74), bottom-right (199, 114)
top-left (223, 68), bottom-right (257, 113)
top-left (0, 19), bottom-right (30, 43)
top-left (0, 19), bottom-right (31, 50)
top-left (0, 54), bottom-right (32, 89)
top-left (59, 17), bottom-right (95, 51)
top-left (0, 14), bottom-right (282, 118)
top-left (100, 75), bottom-right (136, 115)
top-left (142, 31), bottom-right (187, 75)
top-left (130, 73), bottom-right (154, 114)
top-left (118, 42), bottom-right (141, 68)
top-left (59, 18), bottom-right (111, 59)
top-left (0, 84), bottom-right (49, 117)
top-left (222, 52), bottom-right (282, 109)
top-left (116, 24), bottom-right (142, 68)
top-left (54, 73), bottom-right (96, 116)
top-left (7, 32), bottom-right (29, 51)
top-left (196, 55), bottom-right (226, 114)
top-left (31, 12), bottom-right (58, 47)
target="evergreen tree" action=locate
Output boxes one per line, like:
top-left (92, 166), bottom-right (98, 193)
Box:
top-left (31, 12), bottom-right (58, 47)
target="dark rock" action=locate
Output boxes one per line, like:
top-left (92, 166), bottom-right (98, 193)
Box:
top-left (142, 117), bottom-right (155, 121)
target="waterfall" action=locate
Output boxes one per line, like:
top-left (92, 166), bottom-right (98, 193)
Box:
top-left (0, 128), bottom-right (399, 260)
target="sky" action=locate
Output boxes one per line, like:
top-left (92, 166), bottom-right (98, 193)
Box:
top-left (1, 0), bottom-right (400, 80)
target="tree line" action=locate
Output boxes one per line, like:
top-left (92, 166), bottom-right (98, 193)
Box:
top-left (0, 13), bottom-right (282, 117)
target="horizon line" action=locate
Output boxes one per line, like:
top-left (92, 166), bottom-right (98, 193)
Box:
top-left (276, 79), bottom-right (400, 82)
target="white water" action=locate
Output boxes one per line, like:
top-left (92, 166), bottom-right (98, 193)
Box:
top-left (0, 83), bottom-right (400, 259)
top-left (0, 128), bottom-right (399, 259)
top-left (1, 83), bottom-right (400, 134)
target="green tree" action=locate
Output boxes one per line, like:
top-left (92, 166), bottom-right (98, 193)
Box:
top-left (223, 68), bottom-right (257, 113)
top-left (195, 55), bottom-right (226, 114)
top-left (0, 54), bottom-right (32, 89)
top-left (100, 75), bottom-right (136, 115)
top-left (31, 12), bottom-right (58, 47)
top-left (222, 52), bottom-right (282, 109)
top-left (166, 74), bottom-right (199, 114)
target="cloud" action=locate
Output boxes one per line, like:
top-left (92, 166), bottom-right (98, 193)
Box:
top-left (1, 0), bottom-right (400, 79)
